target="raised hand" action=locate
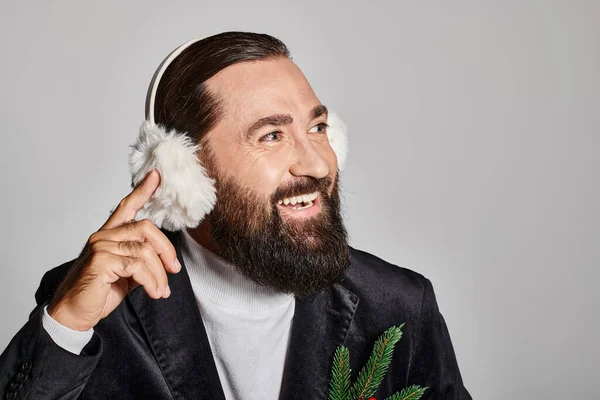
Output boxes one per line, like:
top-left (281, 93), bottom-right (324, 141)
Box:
top-left (47, 169), bottom-right (181, 331)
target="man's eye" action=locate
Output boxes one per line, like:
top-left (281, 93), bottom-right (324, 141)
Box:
top-left (260, 131), bottom-right (281, 142)
top-left (309, 122), bottom-right (329, 134)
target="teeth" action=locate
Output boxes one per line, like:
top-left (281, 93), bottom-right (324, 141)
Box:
top-left (293, 201), bottom-right (314, 210)
top-left (278, 192), bottom-right (318, 206)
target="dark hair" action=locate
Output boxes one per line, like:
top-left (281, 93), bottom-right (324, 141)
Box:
top-left (151, 31), bottom-right (291, 145)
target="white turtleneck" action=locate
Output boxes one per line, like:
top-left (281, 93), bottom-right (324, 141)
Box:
top-left (179, 228), bottom-right (296, 398)
top-left (41, 229), bottom-right (296, 400)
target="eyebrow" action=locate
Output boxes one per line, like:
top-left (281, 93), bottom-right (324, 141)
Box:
top-left (245, 104), bottom-right (329, 138)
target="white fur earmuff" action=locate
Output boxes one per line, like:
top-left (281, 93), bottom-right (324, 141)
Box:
top-left (326, 112), bottom-right (348, 171)
top-left (129, 36), bottom-right (348, 231)
top-left (129, 121), bottom-right (216, 231)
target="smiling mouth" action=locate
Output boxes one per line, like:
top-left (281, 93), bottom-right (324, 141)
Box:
top-left (276, 191), bottom-right (318, 211)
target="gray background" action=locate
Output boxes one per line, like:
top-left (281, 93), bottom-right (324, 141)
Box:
top-left (1, 1), bottom-right (598, 398)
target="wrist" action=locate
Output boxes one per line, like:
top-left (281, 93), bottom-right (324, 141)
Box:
top-left (48, 301), bottom-right (95, 332)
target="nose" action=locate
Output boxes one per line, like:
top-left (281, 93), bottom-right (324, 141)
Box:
top-left (288, 134), bottom-right (330, 179)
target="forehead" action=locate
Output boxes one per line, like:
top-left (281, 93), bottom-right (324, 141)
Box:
top-left (205, 57), bottom-right (320, 122)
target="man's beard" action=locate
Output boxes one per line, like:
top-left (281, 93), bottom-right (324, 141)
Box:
top-left (208, 172), bottom-right (350, 297)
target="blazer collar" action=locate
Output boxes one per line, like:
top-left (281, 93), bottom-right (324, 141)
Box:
top-left (128, 229), bottom-right (225, 400)
top-left (280, 280), bottom-right (359, 399)
top-left (128, 228), bottom-right (359, 400)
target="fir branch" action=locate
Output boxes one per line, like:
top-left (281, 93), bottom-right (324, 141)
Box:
top-left (349, 324), bottom-right (405, 399)
top-left (385, 385), bottom-right (429, 400)
top-left (328, 346), bottom-right (351, 400)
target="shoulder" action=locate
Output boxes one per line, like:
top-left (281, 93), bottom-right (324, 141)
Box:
top-left (346, 245), bottom-right (430, 296)
top-left (342, 246), bottom-right (432, 324)
top-left (34, 258), bottom-right (76, 306)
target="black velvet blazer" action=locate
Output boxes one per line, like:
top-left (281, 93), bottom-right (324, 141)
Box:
top-left (0, 229), bottom-right (472, 399)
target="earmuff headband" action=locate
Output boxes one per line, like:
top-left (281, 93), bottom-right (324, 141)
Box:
top-left (145, 37), bottom-right (207, 123)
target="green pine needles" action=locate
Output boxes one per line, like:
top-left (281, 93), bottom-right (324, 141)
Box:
top-left (385, 385), bottom-right (429, 400)
top-left (351, 325), bottom-right (403, 399)
top-left (328, 324), bottom-right (429, 400)
top-left (329, 346), bottom-right (352, 399)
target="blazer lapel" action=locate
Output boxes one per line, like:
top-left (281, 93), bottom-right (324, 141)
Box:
top-left (280, 279), bottom-right (359, 399)
top-left (128, 229), bottom-right (225, 400)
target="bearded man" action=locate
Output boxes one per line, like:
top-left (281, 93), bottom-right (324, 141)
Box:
top-left (0, 32), bottom-right (471, 399)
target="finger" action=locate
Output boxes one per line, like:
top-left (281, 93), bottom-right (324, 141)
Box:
top-left (100, 169), bottom-right (161, 231)
top-left (93, 239), bottom-right (169, 297)
top-left (103, 252), bottom-right (162, 299)
top-left (90, 219), bottom-right (180, 274)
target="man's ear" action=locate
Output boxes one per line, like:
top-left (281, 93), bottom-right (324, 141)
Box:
top-left (326, 112), bottom-right (348, 171)
top-left (128, 121), bottom-right (216, 231)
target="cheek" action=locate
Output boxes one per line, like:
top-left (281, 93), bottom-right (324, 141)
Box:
top-left (318, 141), bottom-right (338, 175)
top-left (208, 133), bottom-right (286, 197)
top-left (237, 154), bottom-right (288, 197)
top-left (328, 150), bottom-right (338, 174)
top-left (319, 143), bottom-right (339, 190)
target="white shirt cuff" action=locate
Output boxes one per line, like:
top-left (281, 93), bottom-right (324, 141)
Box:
top-left (42, 304), bottom-right (94, 355)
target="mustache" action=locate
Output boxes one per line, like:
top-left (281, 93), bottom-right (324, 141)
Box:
top-left (271, 176), bottom-right (332, 202)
